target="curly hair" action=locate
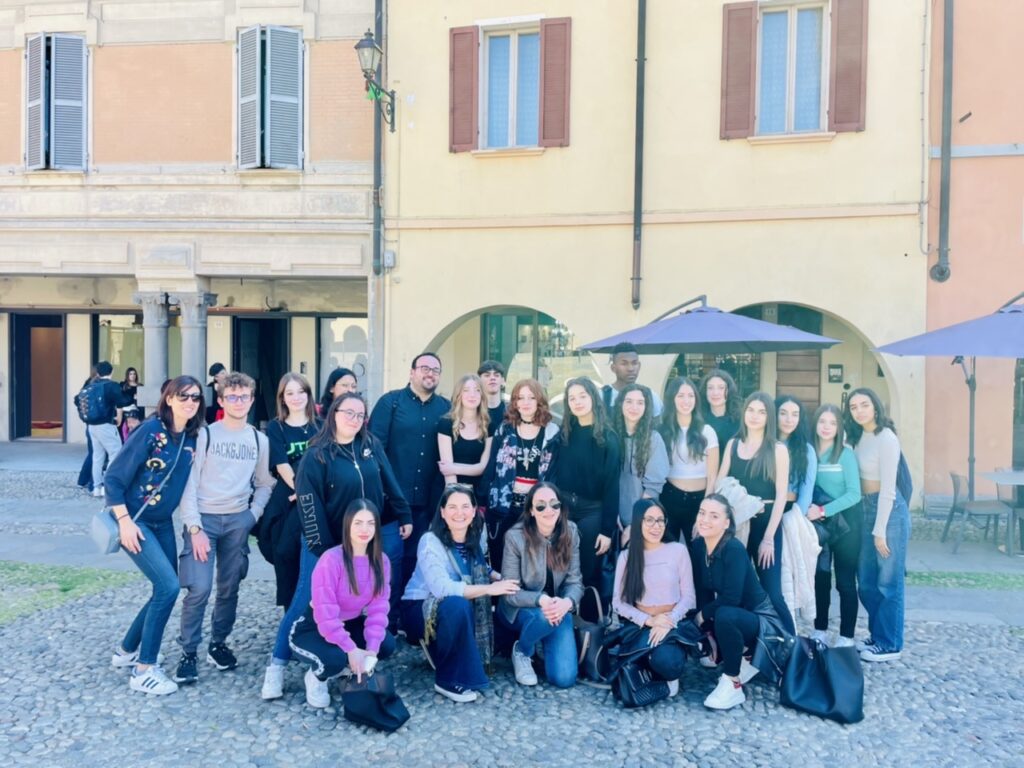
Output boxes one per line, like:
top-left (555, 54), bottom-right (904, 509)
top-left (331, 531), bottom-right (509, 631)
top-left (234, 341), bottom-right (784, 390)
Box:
top-left (612, 383), bottom-right (657, 479)
top-left (506, 378), bottom-right (553, 428)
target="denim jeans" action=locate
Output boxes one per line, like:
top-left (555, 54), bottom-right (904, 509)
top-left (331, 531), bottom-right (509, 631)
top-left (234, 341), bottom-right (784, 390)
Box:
top-left (271, 545), bottom-right (319, 663)
top-left (401, 597), bottom-right (489, 691)
top-left (380, 521), bottom-right (404, 630)
top-left (122, 519), bottom-right (180, 665)
top-left (88, 423), bottom-right (121, 489)
top-left (858, 493), bottom-right (910, 652)
top-left (503, 607), bottom-right (577, 688)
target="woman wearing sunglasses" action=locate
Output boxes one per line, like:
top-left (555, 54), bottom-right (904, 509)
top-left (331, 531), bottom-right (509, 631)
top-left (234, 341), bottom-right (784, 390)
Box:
top-left (104, 376), bottom-right (204, 695)
top-left (498, 482), bottom-right (583, 689)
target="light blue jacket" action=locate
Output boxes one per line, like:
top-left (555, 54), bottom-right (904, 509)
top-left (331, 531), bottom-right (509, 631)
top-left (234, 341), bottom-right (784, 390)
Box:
top-left (788, 442), bottom-right (817, 515)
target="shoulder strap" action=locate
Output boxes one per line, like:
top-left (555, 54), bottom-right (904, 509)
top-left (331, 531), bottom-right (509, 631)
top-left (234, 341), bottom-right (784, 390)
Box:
top-left (203, 424), bottom-right (211, 456)
top-left (131, 431), bottom-right (187, 522)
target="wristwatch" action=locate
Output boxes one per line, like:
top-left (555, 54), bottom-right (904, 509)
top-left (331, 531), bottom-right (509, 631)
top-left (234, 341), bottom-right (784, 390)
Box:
top-left (188, 524), bottom-right (202, 536)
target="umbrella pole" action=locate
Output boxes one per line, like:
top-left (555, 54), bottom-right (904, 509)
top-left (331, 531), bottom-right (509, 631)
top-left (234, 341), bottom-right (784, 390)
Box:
top-left (968, 356), bottom-right (977, 501)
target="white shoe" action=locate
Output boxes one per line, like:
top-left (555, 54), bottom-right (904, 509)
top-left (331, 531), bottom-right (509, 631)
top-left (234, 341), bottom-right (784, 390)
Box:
top-left (261, 665), bottom-right (284, 700)
top-left (511, 642), bottom-right (538, 686)
top-left (834, 635), bottom-right (856, 648)
top-left (304, 668), bottom-right (330, 708)
top-left (738, 657), bottom-right (759, 684)
top-left (112, 649), bottom-right (164, 669)
top-left (667, 679), bottom-right (680, 698)
top-left (704, 674), bottom-right (745, 710)
top-left (92, 485), bottom-right (105, 498)
top-left (434, 683), bottom-right (478, 703)
top-left (129, 667), bottom-right (178, 696)
top-left (699, 654), bottom-right (719, 668)
top-left (809, 629), bottom-right (830, 646)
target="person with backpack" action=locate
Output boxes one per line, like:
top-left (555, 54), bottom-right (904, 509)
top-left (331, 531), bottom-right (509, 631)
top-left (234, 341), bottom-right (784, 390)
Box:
top-left (174, 371), bottom-right (275, 685)
top-left (78, 361), bottom-right (126, 498)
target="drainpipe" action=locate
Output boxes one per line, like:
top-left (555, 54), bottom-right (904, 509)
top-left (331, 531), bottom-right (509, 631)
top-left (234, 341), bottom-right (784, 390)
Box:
top-left (372, 0), bottom-right (384, 277)
top-left (931, 0), bottom-right (954, 282)
top-left (630, 0), bottom-right (647, 310)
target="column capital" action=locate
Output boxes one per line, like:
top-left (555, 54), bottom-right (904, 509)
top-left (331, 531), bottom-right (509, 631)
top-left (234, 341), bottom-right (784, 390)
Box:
top-left (132, 291), bottom-right (169, 327)
top-left (169, 292), bottom-right (218, 327)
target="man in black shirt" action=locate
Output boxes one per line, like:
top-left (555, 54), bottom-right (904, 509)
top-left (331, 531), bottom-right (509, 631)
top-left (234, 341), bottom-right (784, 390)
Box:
top-left (477, 359), bottom-right (506, 432)
top-left (369, 352), bottom-right (451, 592)
top-left (600, 342), bottom-right (663, 417)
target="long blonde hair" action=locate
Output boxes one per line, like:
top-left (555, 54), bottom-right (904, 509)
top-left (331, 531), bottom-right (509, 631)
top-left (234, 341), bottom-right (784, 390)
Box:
top-left (447, 373), bottom-right (489, 441)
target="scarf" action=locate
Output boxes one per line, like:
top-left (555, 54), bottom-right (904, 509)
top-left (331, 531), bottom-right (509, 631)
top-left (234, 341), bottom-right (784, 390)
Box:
top-left (422, 545), bottom-right (494, 667)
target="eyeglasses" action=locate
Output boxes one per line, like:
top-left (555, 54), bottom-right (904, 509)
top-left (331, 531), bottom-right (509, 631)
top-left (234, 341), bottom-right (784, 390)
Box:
top-left (175, 392), bottom-right (202, 403)
top-left (533, 501), bottom-right (562, 512)
top-left (416, 365), bottom-right (442, 376)
top-left (223, 394), bottom-right (252, 404)
top-left (337, 409), bottom-right (367, 422)
top-left (642, 517), bottom-right (667, 527)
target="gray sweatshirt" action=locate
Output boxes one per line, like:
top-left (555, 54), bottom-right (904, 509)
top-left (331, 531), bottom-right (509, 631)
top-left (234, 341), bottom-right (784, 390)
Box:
top-left (180, 421), bottom-right (275, 528)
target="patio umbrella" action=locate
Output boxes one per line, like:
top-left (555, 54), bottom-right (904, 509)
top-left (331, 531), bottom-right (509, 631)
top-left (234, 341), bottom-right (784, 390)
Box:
top-left (581, 295), bottom-right (840, 355)
top-left (876, 291), bottom-right (1024, 500)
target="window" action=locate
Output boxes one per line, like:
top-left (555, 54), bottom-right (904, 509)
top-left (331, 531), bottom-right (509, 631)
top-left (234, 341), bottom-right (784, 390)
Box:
top-left (450, 18), bottom-right (570, 152)
top-left (25, 34), bottom-right (87, 171)
top-left (237, 25), bottom-right (303, 169)
top-left (756, 5), bottom-right (825, 134)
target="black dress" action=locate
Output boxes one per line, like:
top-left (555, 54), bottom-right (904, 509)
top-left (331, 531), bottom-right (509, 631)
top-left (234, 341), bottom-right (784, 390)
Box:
top-left (436, 417), bottom-right (489, 494)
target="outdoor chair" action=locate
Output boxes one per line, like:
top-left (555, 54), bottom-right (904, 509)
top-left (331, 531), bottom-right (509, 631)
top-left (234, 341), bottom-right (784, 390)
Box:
top-left (942, 473), bottom-right (1010, 554)
top-left (995, 468), bottom-right (1024, 557)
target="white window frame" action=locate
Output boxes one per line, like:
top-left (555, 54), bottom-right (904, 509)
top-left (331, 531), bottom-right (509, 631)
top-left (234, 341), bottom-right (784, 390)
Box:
top-left (479, 23), bottom-right (541, 150)
top-left (754, 1), bottom-right (830, 136)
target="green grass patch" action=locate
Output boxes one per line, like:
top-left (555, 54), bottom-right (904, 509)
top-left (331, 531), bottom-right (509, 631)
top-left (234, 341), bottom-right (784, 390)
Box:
top-left (0, 561), bottom-right (139, 625)
top-left (906, 570), bottom-right (1024, 591)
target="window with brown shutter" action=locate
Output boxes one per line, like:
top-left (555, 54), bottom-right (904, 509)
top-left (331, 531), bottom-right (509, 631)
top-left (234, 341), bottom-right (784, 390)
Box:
top-left (829, 0), bottom-right (868, 132)
top-left (449, 25), bottom-right (479, 152)
top-left (720, 2), bottom-right (757, 140)
top-left (539, 17), bottom-right (571, 147)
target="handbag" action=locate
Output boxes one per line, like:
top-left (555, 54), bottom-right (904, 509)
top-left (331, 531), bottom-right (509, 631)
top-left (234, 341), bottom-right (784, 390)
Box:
top-left (89, 434), bottom-right (186, 554)
top-left (612, 660), bottom-right (670, 709)
top-left (779, 636), bottom-right (864, 724)
top-left (574, 586), bottom-right (613, 686)
top-left (340, 672), bottom-right (410, 732)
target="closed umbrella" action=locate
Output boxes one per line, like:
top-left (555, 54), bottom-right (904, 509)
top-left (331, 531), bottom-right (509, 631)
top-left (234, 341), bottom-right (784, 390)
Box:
top-left (876, 291), bottom-right (1024, 499)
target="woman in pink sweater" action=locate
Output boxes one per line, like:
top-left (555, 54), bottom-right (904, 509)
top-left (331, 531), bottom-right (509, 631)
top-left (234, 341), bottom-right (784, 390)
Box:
top-left (289, 498), bottom-right (393, 709)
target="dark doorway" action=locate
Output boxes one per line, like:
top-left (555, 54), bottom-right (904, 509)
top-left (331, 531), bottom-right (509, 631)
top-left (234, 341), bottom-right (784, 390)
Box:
top-left (10, 314), bottom-right (65, 439)
top-left (232, 317), bottom-right (289, 427)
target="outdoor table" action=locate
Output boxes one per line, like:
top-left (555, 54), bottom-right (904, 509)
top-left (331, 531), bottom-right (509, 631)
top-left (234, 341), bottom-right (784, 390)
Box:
top-left (980, 469), bottom-right (1024, 555)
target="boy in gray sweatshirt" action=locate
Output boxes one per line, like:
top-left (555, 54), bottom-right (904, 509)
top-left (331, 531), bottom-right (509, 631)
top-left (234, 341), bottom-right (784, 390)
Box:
top-left (174, 372), bottom-right (275, 684)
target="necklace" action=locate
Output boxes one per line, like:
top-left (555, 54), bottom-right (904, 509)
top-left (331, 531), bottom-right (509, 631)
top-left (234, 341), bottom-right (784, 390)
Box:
top-left (517, 430), bottom-right (542, 471)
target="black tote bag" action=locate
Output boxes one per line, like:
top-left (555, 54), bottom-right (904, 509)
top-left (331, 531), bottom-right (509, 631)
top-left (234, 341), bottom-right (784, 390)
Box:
top-left (780, 637), bottom-right (864, 724)
top-left (341, 673), bottom-right (410, 732)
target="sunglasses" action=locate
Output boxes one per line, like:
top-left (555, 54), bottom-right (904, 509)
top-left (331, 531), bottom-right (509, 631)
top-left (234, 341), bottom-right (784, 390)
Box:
top-left (174, 392), bottom-right (202, 403)
top-left (533, 501), bottom-right (562, 512)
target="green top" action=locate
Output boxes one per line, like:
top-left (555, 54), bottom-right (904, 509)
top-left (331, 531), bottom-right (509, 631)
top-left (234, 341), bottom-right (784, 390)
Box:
top-left (814, 445), bottom-right (862, 516)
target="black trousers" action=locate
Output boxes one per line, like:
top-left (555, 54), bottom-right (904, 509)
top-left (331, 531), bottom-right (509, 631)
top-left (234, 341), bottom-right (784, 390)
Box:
top-left (746, 511), bottom-right (795, 634)
top-left (289, 611), bottom-right (396, 681)
top-left (486, 505), bottom-right (522, 576)
top-left (711, 606), bottom-right (759, 678)
top-left (569, 501), bottom-right (604, 592)
top-left (660, 483), bottom-right (704, 545)
top-left (814, 501), bottom-right (863, 638)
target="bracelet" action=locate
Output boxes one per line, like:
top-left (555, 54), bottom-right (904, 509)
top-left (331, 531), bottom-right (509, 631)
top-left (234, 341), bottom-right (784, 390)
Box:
top-left (115, 514), bottom-right (129, 521)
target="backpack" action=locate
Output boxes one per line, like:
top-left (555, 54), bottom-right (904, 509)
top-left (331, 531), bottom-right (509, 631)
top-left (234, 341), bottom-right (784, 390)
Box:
top-left (896, 452), bottom-right (913, 506)
top-left (75, 380), bottom-right (112, 425)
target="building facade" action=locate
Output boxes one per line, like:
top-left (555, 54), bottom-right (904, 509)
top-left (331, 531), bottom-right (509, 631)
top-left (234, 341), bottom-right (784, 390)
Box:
top-left (382, 0), bottom-right (930, 483)
top-left (0, 0), bottom-right (375, 443)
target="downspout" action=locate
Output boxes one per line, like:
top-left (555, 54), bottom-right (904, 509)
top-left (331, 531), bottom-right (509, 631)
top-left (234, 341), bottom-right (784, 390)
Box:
top-left (371, 0), bottom-right (384, 277)
top-left (630, 0), bottom-right (647, 310)
top-left (931, 0), bottom-right (953, 282)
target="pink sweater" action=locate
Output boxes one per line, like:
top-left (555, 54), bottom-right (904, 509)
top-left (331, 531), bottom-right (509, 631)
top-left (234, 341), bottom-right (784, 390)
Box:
top-left (310, 547), bottom-right (391, 654)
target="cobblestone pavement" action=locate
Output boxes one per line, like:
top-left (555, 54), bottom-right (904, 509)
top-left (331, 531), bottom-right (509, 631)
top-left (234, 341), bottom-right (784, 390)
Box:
top-left (1, 578), bottom-right (1022, 768)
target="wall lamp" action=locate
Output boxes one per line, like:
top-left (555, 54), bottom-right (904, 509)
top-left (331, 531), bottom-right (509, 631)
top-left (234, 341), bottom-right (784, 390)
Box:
top-left (354, 30), bottom-right (396, 133)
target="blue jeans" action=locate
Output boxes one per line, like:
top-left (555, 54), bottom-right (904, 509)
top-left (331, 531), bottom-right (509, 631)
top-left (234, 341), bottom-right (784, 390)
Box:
top-left (401, 598), bottom-right (489, 691)
top-left (380, 521), bottom-right (404, 630)
top-left (271, 545), bottom-right (319, 663)
top-left (503, 607), bottom-right (577, 688)
top-left (858, 493), bottom-right (910, 652)
top-left (122, 519), bottom-right (180, 665)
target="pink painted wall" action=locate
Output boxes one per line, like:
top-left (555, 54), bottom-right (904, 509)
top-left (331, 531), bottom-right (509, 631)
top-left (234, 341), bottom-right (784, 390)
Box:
top-left (924, 0), bottom-right (1024, 496)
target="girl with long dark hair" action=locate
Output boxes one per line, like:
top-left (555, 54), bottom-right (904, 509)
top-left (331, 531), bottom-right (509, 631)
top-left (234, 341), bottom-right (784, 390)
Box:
top-left (437, 373), bottom-right (492, 494)
top-left (401, 485), bottom-right (520, 702)
top-left (716, 392), bottom-right (793, 633)
top-left (808, 403), bottom-right (862, 647)
top-left (318, 367), bottom-right (358, 415)
top-left (700, 368), bottom-right (741, 448)
top-left (104, 375), bottom-right (204, 695)
top-left (844, 388), bottom-right (908, 662)
top-left (612, 499), bottom-right (695, 696)
top-left (555, 377), bottom-right (620, 591)
top-left (660, 377), bottom-right (720, 546)
top-left (776, 395), bottom-right (817, 516)
top-left (499, 483), bottom-right (583, 689)
top-left (612, 384), bottom-right (669, 546)
top-left (289, 499), bottom-right (395, 709)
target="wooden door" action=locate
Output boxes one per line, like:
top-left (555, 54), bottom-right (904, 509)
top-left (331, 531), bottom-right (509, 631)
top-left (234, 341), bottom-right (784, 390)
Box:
top-left (775, 350), bottom-right (821, 412)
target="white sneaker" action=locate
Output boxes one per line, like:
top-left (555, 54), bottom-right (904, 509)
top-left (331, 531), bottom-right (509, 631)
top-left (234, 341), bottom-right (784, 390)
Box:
top-left (699, 654), bottom-right (719, 668)
top-left (834, 635), bottom-right (856, 648)
top-left (704, 674), bottom-right (745, 710)
top-left (129, 667), bottom-right (178, 696)
top-left (738, 657), bottom-right (759, 684)
top-left (261, 665), bottom-right (284, 700)
top-left (860, 645), bottom-right (902, 663)
top-left (92, 485), bottom-right (105, 498)
top-left (511, 642), bottom-right (538, 686)
top-left (112, 649), bottom-right (164, 669)
top-left (304, 668), bottom-right (331, 708)
top-left (809, 629), bottom-right (830, 646)
top-left (434, 683), bottom-right (478, 703)
top-left (667, 679), bottom-right (680, 698)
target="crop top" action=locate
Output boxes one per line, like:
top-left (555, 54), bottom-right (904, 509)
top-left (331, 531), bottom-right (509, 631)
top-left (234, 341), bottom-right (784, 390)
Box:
top-left (667, 424), bottom-right (718, 480)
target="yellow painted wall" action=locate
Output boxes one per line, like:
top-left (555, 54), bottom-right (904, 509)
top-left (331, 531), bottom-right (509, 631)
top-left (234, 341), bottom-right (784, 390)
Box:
top-left (290, 317), bottom-right (317, 380)
top-left (206, 316), bottom-right (231, 376)
top-left (0, 50), bottom-right (19, 166)
top-left (65, 314), bottom-right (92, 444)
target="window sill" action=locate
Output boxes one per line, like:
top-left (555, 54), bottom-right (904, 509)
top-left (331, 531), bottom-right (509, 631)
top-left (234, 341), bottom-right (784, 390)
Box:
top-left (471, 147), bottom-right (546, 159)
top-left (237, 168), bottom-right (304, 185)
top-left (747, 132), bottom-right (837, 146)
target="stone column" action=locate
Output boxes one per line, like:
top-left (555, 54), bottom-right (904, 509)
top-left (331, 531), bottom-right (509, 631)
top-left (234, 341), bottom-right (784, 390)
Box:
top-left (132, 291), bottom-right (169, 408)
top-left (170, 292), bottom-right (218, 384)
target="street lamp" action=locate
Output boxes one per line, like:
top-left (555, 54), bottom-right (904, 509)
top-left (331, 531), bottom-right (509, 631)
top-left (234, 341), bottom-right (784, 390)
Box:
top-left (354, 30), bottom-right (395, 133)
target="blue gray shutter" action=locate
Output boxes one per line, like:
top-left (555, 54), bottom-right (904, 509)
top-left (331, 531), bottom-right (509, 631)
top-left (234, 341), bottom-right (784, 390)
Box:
top-left (237, 25), bottom-right (262, 169)
top-left (24, 33), bottom-right (46, 170)
top-left (264, 26), bottom-right (302, 169)
top-left (49, 34), bottom-right (86, 170)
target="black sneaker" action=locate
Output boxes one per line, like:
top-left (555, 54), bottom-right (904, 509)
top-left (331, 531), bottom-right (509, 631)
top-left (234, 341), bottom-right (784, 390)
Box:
top-left (173, 652), bottom-right (198, 684)
top-left (207, 642), bottom-right (237, 671)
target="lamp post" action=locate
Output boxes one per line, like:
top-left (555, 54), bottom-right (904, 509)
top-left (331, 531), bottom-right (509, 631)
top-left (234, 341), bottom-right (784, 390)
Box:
top-left (354, 30), bottom-right (396, 132)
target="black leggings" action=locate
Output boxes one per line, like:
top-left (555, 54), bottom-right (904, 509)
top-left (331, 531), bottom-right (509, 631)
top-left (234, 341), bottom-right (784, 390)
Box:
top-left (712, 606), bottom-right (760, 678)
top-left (746, 512), bottom-right (795, 634)
top-left (814, 501), bottom-right (863, 638)
top-left (486, 504), bottom-right (523, 575)
top-left (660, 483), bottom-right (705, 545)
top-left (570, 502), bottom-right (604, 591)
